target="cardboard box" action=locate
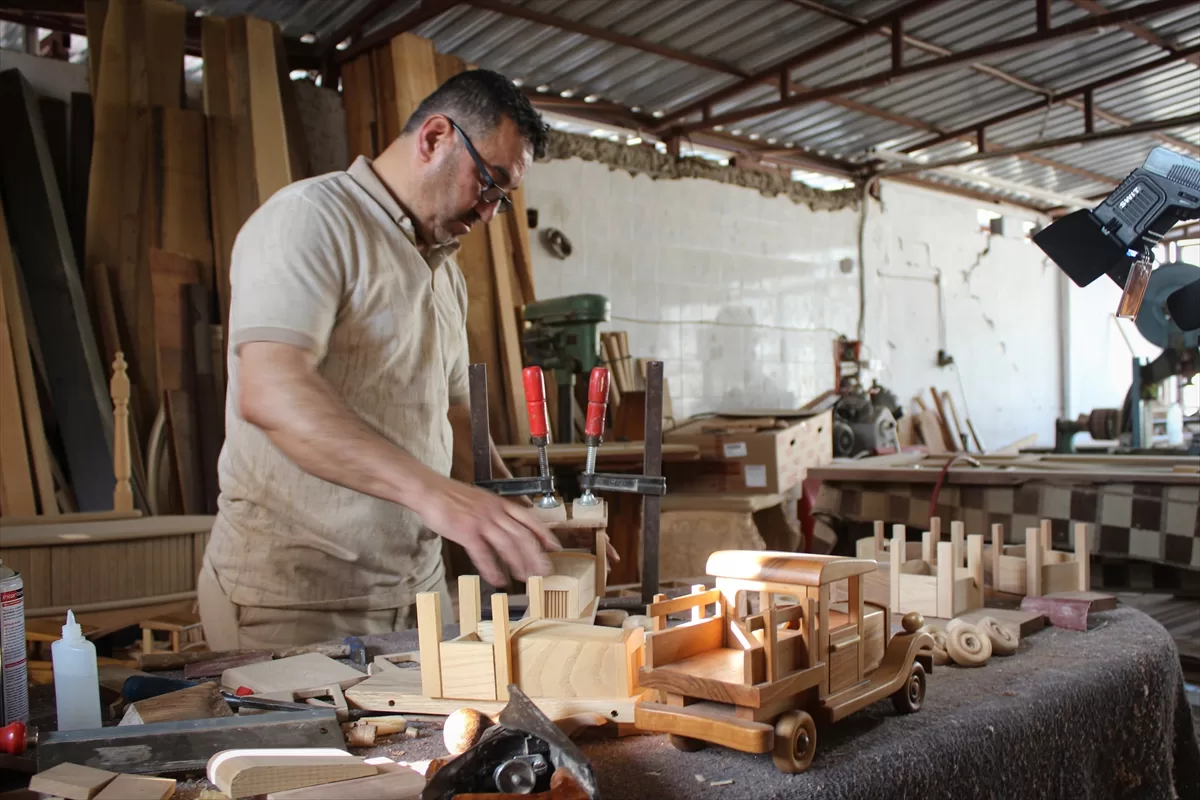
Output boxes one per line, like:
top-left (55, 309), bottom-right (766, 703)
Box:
top-left (664, 409), bottom-right (833, 494)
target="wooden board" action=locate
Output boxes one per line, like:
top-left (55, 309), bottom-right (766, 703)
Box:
top-left (201, 17), bottom-right (237, 334)
top-left (185, 284), bottom-right (222, 513)
top-left (221, 653), bottom-right (366, 695)
top-left (244, 16), bottom-right (294, 204)
top-left (207, 749), bottom-right (375, 798)
top-left (29, 762), bottom-right (117, 799)
top-left (85, 0), bottom-right (107, 97)
top-left (68, 93), bottom-right (94, 273)
top-left (388, 32), bottom-right (437, 127)
top-left (93, 773), bottom-right (175, 800)
top-left (340, 53), bottom-right (375, 160)
top-left (149, 249), bottom-right (200, 391)
top-left (265, 768), bottom-right (422, 800)
top-left (119, 681), bottom-right (232, 725)
top-left (0, 70), bottom-right (117, 512)
top-left (143, 0), bottom-right (185, 108)
top-left (159, 108), bottom-right (213, 288)
top-left (0, 221), bottom-right (36, 516)
top-left (952, 607), bottom-right (1046, 640)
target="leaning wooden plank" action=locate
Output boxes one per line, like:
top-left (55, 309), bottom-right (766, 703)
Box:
top-left (340, 53), bottom-right (376, 160)
top-left (159, 108), bottom-right (213, 289)
top-left (186, 284), bottom-right (222, 513)
top-left (143, 0), bottom-right (186, 109)
top-left (150, 249), bottom-right (201, 392)
top-left (165, 389), bottom-right (204, 515)
top-left (0, 202), bottom-right (55, 514)
top-left (488, 221), bottom-right (529, 444)
top-left (87, 0), bottom-right (157, 423)
top-left (245, 16), bottom-right (294, 204)
top-left (207, 749), bottom-right (376, 799)
top-left (0, 70), bottom-right (116, 512)
top-left (928, 388), bottom-right (958, 451)
top-left (507, 184), bottom-right (536, 305)
top-left (388, 32), bottom-right (437, 128)
top-left (0, 267), bottom-right (35, 516)
top-left (372, 44), bottom-right (400, 149)
top-left (68, 93), bottom-right (94, 271)
top-left (29, 762), bottom-right (117, 799)
top-left (84, 0), bottom-right (107, 97)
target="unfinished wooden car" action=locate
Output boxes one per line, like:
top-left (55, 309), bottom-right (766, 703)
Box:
top-left (633, 551), bottom-right (933, 773)
top-left (989, 520), bottom-right (1090, 597)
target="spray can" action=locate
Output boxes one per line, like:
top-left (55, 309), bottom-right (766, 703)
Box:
top-left (0, 560), bottom-right (28, 725)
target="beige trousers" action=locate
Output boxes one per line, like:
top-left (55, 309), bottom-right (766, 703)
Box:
top-left (198, 562), bottom-right (451, 651)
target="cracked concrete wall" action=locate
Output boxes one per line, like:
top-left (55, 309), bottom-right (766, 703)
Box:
top-left (861, 181), bottom-right (1058, 449)
top-left (527, 158), bottom-right (1081, 447)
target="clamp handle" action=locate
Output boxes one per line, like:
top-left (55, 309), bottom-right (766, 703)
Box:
top-left (522, 366), bottom-right (549, 440)
top-left (585, 367), bottom-right (609, 439)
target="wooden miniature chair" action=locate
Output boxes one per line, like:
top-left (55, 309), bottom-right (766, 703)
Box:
top-left (140, 611), bottom-right (205, 654)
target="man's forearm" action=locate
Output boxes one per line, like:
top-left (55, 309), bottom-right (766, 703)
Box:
top-left (240, 346), bottom-right (441, 512)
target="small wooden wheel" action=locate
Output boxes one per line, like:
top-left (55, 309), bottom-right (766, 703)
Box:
top-left (946, 622), bottom-right (992, 666)
top-left (929, 628), bottom-right (951, 666)
top-left (891, 660), bottom-right (926, 714)
top-left (669, 734), bottom-right (707, 752)
top-left (977, 616), bottom-right (1018, 656)
top-left (772, 710), bottom-right (817, 774)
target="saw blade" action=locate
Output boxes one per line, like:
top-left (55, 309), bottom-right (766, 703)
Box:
top-left (1134, 262), bottom-right (1200, 349)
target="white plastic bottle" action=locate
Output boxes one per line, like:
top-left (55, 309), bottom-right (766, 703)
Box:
top-left (51, 610), bottom-right (101, 730)
top-left (1165, 403), bottom-right (1184, 446)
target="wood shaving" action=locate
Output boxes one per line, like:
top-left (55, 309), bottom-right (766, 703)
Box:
top-left (710, 780), bottom-right (734, 786)
top-left (694, 774), bottom-right (706, 782)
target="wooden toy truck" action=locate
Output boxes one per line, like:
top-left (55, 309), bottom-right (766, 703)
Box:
top-left (633, 551), bottom-right (934, 773)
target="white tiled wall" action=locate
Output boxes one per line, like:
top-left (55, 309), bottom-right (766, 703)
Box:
top-left (525, 157), bottom-right (1084, 447)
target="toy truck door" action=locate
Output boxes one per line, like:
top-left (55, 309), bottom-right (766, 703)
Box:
top-left (827, 574), bottom-right (866, 694)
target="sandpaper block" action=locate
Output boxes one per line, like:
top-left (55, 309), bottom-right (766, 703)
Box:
top-left (1020, 591), bottom-right (1117, 631)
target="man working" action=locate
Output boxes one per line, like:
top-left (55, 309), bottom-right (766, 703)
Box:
top-left (199, 70), bottom-right (561, 649)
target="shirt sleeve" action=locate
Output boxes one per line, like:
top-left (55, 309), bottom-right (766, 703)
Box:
top-left (446, 261), bottom-right (471, 406)
top-left (227, 191), bottom-right (345, 359)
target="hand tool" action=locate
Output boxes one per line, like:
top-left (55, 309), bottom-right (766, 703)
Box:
top-left (523, 366), bottom-right (560, 510)
top-left (576, 367), bottom-right (608, 507)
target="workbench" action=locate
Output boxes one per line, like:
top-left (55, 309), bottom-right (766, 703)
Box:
top-left (18, 607), bottom-right (1195, 799)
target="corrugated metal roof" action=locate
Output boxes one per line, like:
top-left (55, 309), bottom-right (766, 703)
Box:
top-left (170, 0), bottom-right (1200, 210)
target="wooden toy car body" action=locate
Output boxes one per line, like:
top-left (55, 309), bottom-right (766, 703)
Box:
top-left (633, 551), bottom-right (934, 773)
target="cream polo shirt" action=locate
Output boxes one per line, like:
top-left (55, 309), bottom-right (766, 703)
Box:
top-left (204, 156), bottom-right (470, 611)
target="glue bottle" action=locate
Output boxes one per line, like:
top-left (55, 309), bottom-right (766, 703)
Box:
top-left (51, 610), bottom-right (101, 730)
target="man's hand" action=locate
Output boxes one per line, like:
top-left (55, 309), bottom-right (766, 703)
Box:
top-left (414, 475), bottom-right (561, 586)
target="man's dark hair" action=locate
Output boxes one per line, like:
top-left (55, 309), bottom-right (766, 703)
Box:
top-left (402, 69), bottom-right (549, 160)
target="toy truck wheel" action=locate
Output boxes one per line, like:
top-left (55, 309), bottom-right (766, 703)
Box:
top-left (891, 660), bottom-right (926, 714)
top-left (772, 710), bottom-right (817, 774)
top-left (668, 734), bottom-right (708, 752)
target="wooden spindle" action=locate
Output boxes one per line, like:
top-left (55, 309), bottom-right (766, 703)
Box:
top-left (110, 351), bottom-right (133, 512)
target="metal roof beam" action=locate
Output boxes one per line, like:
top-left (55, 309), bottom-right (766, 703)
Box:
top-left (659, 0), bottom-right (951, 125)
top-left (903, 43), bottom-right (1200, 153)
top-left (793, 0), bottom-right (1197, 156)
top-left (463, 0), bottom-right (751, 78)
top-left (877, 111), bottom-right (1200, 175)
top-left (666, 0), bottom-right (1196, 136)
top-left (337, 0), bottom-right (461, 61)
top-left (1067, 0), bottom-right (1200, 66)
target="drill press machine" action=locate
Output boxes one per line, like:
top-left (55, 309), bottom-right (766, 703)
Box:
top-left (521, 294), bottom-right (611, 444)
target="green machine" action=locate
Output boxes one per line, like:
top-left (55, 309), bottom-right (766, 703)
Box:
top-left (522, 293), bottom-right (611, 443)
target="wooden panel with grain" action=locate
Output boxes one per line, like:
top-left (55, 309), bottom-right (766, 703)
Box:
top-left (159, 108), bottom-right (213, 288)
top-left (0, 228), bottom-right (37, 516)
top-left (0, 70), bottom-right (116, 512)
top-left (244, 16), bottom-right (294, 204)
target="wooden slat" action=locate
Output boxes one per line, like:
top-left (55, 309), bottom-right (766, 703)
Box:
top-left (0, 255), bottom-right (35, 516)
top-left (165, 390), bottom-right (203, 516)
top-left (372, 44), bottom-right (400, 147)
top-left (159, 108), bottom-right (213, 291)
top-left (389, 32), bottom-right (437, 126)
top-left (149, 249), bottom-right (200, 392)
top-left (507, 185), bottom-right (536, 305)
top-left (0, 70), bottom-right (117, 512)
top-left (143, 0), bottom-right (185, 109)
top-left (84, 0), bottom-right (107, 97)
top-left (341, 54), bottom-right (375, 160)
top-left (0, 200), bottom-right (56, 515)
top-left (67, 93), bottom-right (93, 271)
top-left (488, 220), bottom-right (529, 444)
top-left (186, 285), bottom-right (222, 514)
top-left (245, 16), bottom-right (294, 204)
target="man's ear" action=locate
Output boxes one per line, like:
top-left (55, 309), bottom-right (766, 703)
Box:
top-left (416, 115), bottom-right (453, 164)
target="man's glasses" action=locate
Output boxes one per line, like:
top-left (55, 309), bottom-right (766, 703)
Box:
top-left (447, 118), bottom-right (512, 214)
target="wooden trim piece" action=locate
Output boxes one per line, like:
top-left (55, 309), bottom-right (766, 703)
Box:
top-left (491, 592), bottom-right (511, 701)
top-left (634, 701), bottom-right (772, 754)
top-left (488, 220), bottom-right (528, 443)
top-left (144, 0), bottom-right (186, 109)
top-left (0, 248), bottom-right (36, 516)
top-left (458, 575), bottom-right (480, 636)
top-left (1026, 527), bottom-right (1042, 597)
top-left (416, 592), bottom-right (443, 698)
top-left (647, 588), bottom-right (722, 619)
top-left (244, 16), bottom-right (293, 205)
top-left (24, 590), bottom-right (197, 619)
top-left (1075, 523), bottom-right (1090, 591)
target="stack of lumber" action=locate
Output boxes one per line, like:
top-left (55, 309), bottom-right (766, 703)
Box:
top-left (0, 0), bottom-right (309, 519)
top-left (898, 386), bottom-right (982, 454)
top-left (341, 33), bottom-right (537, 446)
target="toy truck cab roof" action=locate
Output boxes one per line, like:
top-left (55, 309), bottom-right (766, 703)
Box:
top-left (705, 551), bottom-right (879, 588)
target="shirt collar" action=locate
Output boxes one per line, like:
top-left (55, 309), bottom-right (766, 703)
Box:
top-left (347, 155), bottom-right (461, 270)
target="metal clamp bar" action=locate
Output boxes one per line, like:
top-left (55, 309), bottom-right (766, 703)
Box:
top-left (578, 473), bottom-right (666, 495)
top-left (469, 364), bottom-right (493, 484)
top-left (476, 476), bottom-right (555, 497)
top-left (641, 361), bottom-right (665, 606)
